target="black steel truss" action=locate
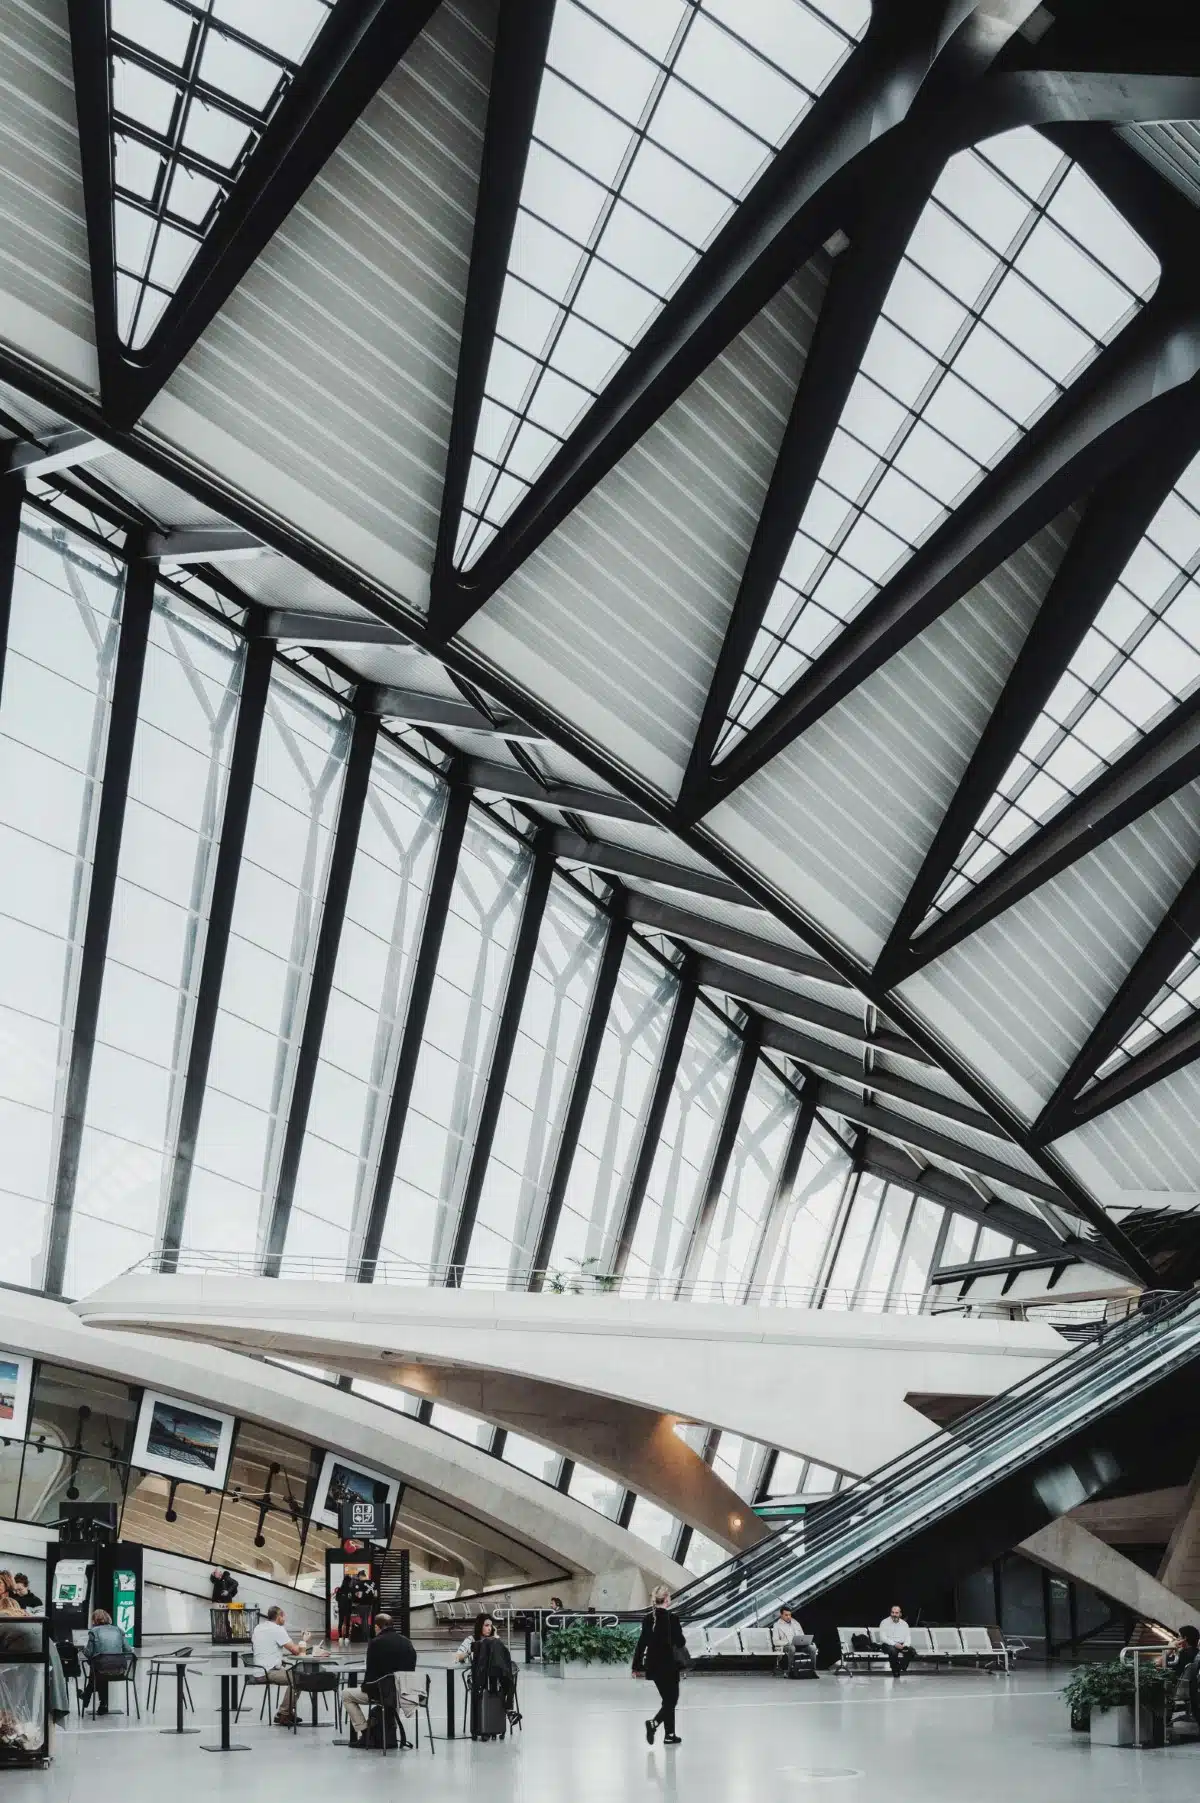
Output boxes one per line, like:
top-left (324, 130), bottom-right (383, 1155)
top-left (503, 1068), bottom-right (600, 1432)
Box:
top-left (679, 1018), bottom-right (762, 1295)
top-left (695, 955), bottom-right (929, 1063)
top-left (262, 710), bottom-right (380, 1274)
top-left (69, 0), bottom-right (442, 428)
top-left (447, 846), bottom-right (554, 1275)
top-left (0, 477), bottom-right (23, 702)
top-left (529, 916), bottom-right (629, 1283)
top-left (758, 1019), bottom-right (998, 1137)
top-left (1035, 855), bottom-right (1200, 1142)
top-left (905, 682), bottom-right (1200, 979)
top-left (157, 637), bottom-right (275, 1268)
top-left (44, 547), bottom-right (157, 1297)
top-left (429, 0), bottom-right (1093, 637)
top-left (876, 413), bottom-right (1200, 987)
top-left (355, 780), bottom-right (471, 1281)
top-left (611, 963), bottom-right (696, 1276)
top-left (617, 891), bottom-right (846, 988)
top-left (693, 303), bottom-right (1200, 813)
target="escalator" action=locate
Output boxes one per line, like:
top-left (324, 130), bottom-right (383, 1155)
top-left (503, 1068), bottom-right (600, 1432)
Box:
top-left (677, 1291), bottom-right (1200, 1648)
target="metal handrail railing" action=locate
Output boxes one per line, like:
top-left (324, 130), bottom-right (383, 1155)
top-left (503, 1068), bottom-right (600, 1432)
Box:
top-left (677, 1289), bottom-right (1198, 1625)
top-left (123, 1250), bottom-right (1148, 1323)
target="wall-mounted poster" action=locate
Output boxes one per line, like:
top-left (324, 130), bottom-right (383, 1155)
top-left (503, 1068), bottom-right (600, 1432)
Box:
top-left (131, 1390), bottom-right (235, 1487)
top-left (0, 1351), bottom-right (32, 1442)
top-left (313, 1452), bottom-right (400, 1542)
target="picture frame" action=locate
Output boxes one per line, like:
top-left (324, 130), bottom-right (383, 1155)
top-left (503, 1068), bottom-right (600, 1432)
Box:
top-left (130, 1389), bottom-right (235, 1487)
top-left (0, 1351), bottom-right (33, 1443)
top-left (312, 1451), bottom-right (399, 1541)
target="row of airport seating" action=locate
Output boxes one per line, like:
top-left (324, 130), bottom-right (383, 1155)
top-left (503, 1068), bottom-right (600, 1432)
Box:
top-left (835, 1625), bottom-right (1020, 1672)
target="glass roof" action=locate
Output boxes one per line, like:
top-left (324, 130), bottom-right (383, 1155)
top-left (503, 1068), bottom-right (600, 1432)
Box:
top-left (1090, 936), bottom-right (1200, 1089)
top-left (928, 448), bottom-right (1200, 922)
top-left (107, 0), bottom-right (336, 350)
top-left (454, 0), bottom-right (871, 570)
top-left (716, 126), bottom-right (1161, 761)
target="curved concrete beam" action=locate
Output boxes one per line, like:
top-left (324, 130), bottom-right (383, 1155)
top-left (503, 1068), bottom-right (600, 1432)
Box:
top-left (8, 1289), bottom-right (685, 1598)
top-left (76, 1275), bottom-right (1068, 1477)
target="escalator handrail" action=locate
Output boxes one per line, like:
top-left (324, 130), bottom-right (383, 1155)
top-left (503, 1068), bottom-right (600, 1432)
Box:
top-left (676, 1289), bottom-right (1199, 1618)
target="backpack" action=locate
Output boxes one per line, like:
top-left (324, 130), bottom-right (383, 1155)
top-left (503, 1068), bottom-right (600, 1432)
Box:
top-left (851, 1632), bottom-right (873, 1652)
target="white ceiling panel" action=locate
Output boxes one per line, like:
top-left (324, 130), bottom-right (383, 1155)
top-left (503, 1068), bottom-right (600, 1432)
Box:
top-left (462, 259), bottom-right (827, 797)
top-left (703, 513), bottom-right (1077, 962)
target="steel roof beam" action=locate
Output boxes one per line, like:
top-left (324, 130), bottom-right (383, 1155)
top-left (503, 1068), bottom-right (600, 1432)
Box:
top-left (364, 685), bottom-right (542, 738)
top-left (431, 0), bottom-right (557, 614)
top-left (876, 422), bottom-right (1200, 986)
top-left (680, 176), bottom-right (931, 810)
top-left (466, 758), bottom-right (648, 823)
top-left (696, 955), bottom-right (931, 1063)
top-left (4, 426), bottom-right (105, 476)
top-left (142, 527), bottom-right (263, 562)
top-left (69, 0), bottom-right (442, 426)
top-left (264, 610), bottom-right (409, 645)
top-left (1036, 857), bottom-right (1200, 1143)
top-left (857, 1134), bottom-right (1110, 1263)
top-left (548, 830), bottom-right (748, 904)
top-left (430, 0), bottom-right (1047, 637)
top-left (903, 685), bottom-right (1200, 979)
top-left (616, 890), bottom-right (846, 987)
top-left (759, 1019), bottom-right (997, 1134)
top-left (814, 1086), bottom-right (1070, 1206)
top-left (691, 303), bottom-right (1200, 813)
top-left (1044, 1005), bottom-right (1200, 1140)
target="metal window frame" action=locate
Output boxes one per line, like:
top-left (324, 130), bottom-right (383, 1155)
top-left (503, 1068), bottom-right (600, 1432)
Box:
top-left (677, 1019), bottom-right (763, 1296)
top-left (42, 545), bottom-right (157, 1296)
top-left (609, 963), bottom-right (696, 1278)
top-left (447, 845), bottom-right (555, 1276)
top-left (261, 710), bottom-right (380, 1273)
top-left (156, 637), bottom-right (275, 1270)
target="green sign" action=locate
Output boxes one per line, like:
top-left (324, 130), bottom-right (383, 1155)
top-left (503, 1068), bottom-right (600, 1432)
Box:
top-left (754, 1501), bottom-right (808, 1521)
top-left (113, 1569), bottom-right (136, 1648)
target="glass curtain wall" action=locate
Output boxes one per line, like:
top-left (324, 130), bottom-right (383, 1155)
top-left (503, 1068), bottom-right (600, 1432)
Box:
top-left (466, 877), bottom-right (606, 1277)
top-left (624, 1001), bottom-right (740, 1293)
top-left (376, 807), bottom-right (529, 1271)
top-left (184, 664), bottom-right (350, 1254)
top-left (755, 1115), bottom-right (853, 1300)
top-left (693, 1063), bottom-right (797, 1295)
top-left (285, 739), bottom-right (443, 1264)
top-left (546, 934), bottom-right (675, 1275)
top-left (0, 517), bottom-right (123, 1290)
top-left (66, 587), bottom-right (243, 1292)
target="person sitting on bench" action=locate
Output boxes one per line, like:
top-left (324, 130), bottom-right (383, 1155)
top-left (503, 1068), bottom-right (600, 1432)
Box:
top-left (771, 1607), bottom-right (816, 1673)
top-left (344, 1613), bottom-right (417, 1747)
top-left (877, 1605), bottom-right (913, 1677)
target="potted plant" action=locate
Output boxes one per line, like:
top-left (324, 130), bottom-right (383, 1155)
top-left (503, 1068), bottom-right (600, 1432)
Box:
top-left (543, 1621), bottom-right (641, 1679)
top-left (1062, 1660), bottom-right (1169, 1746)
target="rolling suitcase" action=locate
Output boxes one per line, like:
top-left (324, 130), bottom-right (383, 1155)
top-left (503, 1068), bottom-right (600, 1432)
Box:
top-left (474, 1688), bottom-right (507, 1740)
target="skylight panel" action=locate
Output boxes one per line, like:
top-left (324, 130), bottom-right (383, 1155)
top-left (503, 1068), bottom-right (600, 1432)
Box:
top-left (455, 0), bottom-right (871, 571)
top-left (107, 0), bottom-right (336, 352)
top-left (929, 448), bottom-right (1200, 921)
top-left (716, 126), bottom-right (1160, 762)
top-left (1091, 940), bottom-right (1200, 1089)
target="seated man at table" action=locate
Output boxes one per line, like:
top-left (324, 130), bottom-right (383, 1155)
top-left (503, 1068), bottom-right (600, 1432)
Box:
top-left (251, 1606), bottom-right (313, 1726)
top-left (344, 1613), bottom-right (417, 1747)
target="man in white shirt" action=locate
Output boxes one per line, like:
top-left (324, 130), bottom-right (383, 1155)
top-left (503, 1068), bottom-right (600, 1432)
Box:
top-left (771, 1607), bottom-right (816, 1675)
top-left (877, 1605), bottom-right (913, 1677)
top-left (251, 1606), bottom-right (307, 1724)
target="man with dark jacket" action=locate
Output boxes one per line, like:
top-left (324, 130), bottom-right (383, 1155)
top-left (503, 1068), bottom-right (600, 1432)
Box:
top-left (343, 1614), bottom-right (417, 1745)
top-left (633, 1585), bottom-right (686, 1745)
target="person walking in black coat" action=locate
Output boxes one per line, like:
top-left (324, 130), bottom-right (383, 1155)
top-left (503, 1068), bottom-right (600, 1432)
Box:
top-left (633, 1585), bottom-right (687, 1745)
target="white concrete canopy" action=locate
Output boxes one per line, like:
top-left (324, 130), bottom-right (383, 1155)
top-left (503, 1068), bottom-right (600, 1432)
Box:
top-left (6, 1288), bottom-right (686, 1603)
top-left (75, 1274), bottom-right (1068, 1480)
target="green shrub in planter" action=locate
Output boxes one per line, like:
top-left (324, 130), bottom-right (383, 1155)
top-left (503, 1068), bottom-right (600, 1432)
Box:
top-left (1062, 1659), bottom-right (1170, 1724)
top-left (543, 1623), bottom-right (641, 1666)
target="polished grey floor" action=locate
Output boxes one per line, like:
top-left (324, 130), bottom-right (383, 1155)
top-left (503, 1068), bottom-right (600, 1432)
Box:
top-left (16, 1666), bottom-right (1200, 1801)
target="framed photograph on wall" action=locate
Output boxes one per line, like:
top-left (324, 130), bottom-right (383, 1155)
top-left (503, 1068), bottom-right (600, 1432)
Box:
top-left (0, 1351), bottom-right (33, 1442)
top-left (131, 1390), bottom-right (235, 1487)
top-left (313, 1451), bottom-right (399, 1541)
